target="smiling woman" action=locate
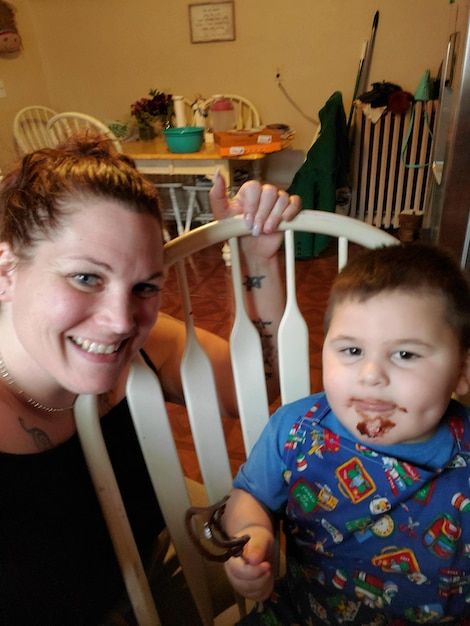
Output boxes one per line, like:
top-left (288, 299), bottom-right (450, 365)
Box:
top-left (0, 131), bottom-right (301, 624)
top-left (0, 136), bottom-right (164, 435)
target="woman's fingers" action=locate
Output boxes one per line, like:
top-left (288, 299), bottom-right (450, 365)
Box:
top-left (210, 176), bottom-right (302, 236)
top-left (258, 189), bottom-right (301, 234)
top-left (208, 169), bottom-right (230, 220)
top-left (234, 182), bottom-right (301, 236)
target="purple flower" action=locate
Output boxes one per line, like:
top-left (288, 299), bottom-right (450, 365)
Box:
top-left (130, 89), bottom-right (173, 126)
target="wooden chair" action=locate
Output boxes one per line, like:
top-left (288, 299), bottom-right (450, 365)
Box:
top-left (203, 95), bottom-right (261, 130)
top-left (179, 95), bottom-right (261, 232)
top-left (74, 211), bottom-right (399, 625)
top-left (13, 105), bottom-right (58, 154)
top-left (183, 97), bottom-right (201, 126)
top-left (154, 97), bottom-right (205, 239)
top-left (47, 111), bottom-right (122, 152)
top-left (46, 112), bottom-right (185, 242)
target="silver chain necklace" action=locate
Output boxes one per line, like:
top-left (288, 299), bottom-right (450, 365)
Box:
top-left (0, 351), bottom-right (76, 413)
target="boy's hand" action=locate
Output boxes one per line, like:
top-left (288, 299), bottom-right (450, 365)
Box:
top-left (223, 525), bottom-right (275, 601)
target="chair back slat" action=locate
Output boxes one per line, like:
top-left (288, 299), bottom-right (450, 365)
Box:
top-left (177, 260), bottom-right (233, 502)
top-left (126, 354), bottom-right (215, 625)
top-left (338, 235), bottom-right (349, 270)
top-left (74, 392), bottom-right (162, 626)
top-left (228, 237), bottom-right (270, 455)
top-left (278, 229), bottom-right (311, 404)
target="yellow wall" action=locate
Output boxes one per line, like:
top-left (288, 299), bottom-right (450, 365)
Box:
top-left (1, 0), bottom-right (466, 182)
top-left (0, 1), bottom-right (49, 166)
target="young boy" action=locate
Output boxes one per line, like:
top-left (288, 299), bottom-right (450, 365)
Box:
top-left (222, 243), bottom-right (470, 625)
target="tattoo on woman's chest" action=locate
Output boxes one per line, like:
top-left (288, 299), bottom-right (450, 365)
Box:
top-left (18, 416), bottom-right (52, 451)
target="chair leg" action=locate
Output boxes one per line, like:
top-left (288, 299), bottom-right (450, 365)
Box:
top-left (168, 187), bottom-right (185, 236)
top-left (154, 183), bottom-right (185, 238)
top-left (183, 188), bottom-right (199, 233)
top-left (182, 185), bottom-right (232, 264)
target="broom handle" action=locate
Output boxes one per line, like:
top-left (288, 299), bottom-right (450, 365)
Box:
top-left (347, 39), bottom-right (368, 129)
top-left (348, 11), bottom-right (379, 140)
top-left (357, 11), bottom-right (379, 98)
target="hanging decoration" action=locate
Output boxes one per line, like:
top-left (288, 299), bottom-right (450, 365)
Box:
top-left (0, 1), bottom-right (21, 55)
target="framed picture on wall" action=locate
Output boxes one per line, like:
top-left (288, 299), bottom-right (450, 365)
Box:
top-left (189, 1), bottom-right (235, 44)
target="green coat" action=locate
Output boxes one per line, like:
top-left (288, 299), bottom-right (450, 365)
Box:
top-left (287, 91), bottom-right (349, 258)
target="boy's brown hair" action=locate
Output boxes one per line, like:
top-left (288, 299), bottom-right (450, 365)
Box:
top-left (325, 243), bottom-right (470, 350)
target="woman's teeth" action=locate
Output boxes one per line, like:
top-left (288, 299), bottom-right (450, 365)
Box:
top-left (73, 337), bottom-right (120, 354)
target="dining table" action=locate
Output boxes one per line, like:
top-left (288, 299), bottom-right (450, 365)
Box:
top-left (121, 135), bottom-right (291, 190)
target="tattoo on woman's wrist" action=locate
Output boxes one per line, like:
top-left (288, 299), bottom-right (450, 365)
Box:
top-left (253, 318), bottom-right (275, 371)
top-left (243, 275), bottom-right (266, 291)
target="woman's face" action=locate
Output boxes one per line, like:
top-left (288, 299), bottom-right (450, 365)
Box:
top-left (4, 198), bottom-right (164, 396)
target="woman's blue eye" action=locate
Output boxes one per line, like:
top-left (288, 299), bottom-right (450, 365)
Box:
top-left (73, 273), bottom-right (100, 287)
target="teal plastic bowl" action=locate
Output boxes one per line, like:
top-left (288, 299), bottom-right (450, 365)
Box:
top-left (163, 126), bottom-right (205, 153)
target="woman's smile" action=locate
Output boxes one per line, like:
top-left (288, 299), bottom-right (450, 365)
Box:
top-left (71, 336), bottom-right (122, 355)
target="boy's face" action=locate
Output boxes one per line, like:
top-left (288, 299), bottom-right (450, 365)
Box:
top-left (322, 291), bottom-right (470, 445)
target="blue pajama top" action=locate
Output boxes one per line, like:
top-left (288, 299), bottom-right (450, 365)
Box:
top-left (234, 393), bottom-right (470, 624)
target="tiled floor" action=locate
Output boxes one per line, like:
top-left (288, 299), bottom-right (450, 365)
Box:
top-left (159, 237), bottom-right (341, 482)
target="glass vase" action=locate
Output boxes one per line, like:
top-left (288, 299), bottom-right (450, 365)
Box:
top-left (138, 124), bottom-right (156, 142)
top-left (153, 115), bottom-right (171, 136)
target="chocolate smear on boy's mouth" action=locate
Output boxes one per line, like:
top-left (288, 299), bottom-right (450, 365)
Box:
top-left (357, 416), bottom-right (395, 438)
top-left (350, 401), bottom-right (406, 438)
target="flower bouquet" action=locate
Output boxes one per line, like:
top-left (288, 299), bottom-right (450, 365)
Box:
top-left (130, 89), bottom-right (173, 140)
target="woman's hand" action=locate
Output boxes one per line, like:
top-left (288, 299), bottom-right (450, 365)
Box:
top-left (209, 172), bottom-right (301, 260)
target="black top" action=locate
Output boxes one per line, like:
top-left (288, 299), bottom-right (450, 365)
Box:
top-left (0, 397), bottom-right (165, 625)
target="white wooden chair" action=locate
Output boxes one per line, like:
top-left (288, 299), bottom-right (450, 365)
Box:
top-left (13, 105), bottom-right (58, 154)
top-left (154, 97), bottom-right (203, 239)
top-left (74, 211), bottom-right (398, 626)
top-left (203, 95), bottom-right (261, 130)
top-left (184, 97), bottom-right (202, 126)
top-left (47, 112), bottom-right (122, 152)
top-left (46, 112), bottom-right (183, 242)
top-left (179, 95), bottom-right (261, 232)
